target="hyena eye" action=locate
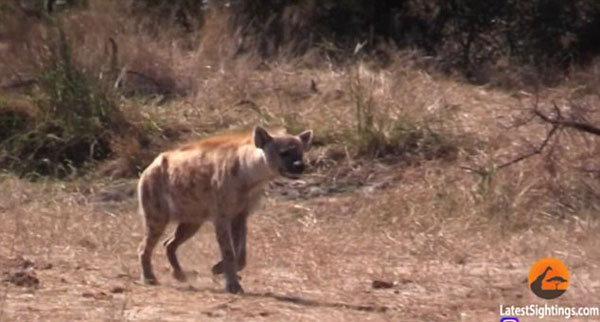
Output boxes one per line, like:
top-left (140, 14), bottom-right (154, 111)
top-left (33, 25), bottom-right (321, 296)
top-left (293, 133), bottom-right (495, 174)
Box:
top-left (280, 150), bottom-right (291, 157)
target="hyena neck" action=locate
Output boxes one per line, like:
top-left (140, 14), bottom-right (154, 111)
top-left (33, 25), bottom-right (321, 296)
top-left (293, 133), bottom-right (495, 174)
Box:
top-left (240, 146), bottom-right (277, 186)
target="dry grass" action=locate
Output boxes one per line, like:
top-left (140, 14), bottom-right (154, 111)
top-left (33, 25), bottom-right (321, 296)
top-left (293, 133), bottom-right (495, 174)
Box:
top-left (1, 2), bottom-right (600, 321)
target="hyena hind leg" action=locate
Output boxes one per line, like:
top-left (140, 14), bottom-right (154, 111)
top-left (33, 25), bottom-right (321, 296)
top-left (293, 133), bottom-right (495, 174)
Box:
top-left (138, 218), bottom-right (168, 285)
top-left (163, 222), bottom-right (202, 282)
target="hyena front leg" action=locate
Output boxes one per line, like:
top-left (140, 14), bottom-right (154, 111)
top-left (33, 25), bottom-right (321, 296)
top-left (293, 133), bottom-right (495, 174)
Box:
top-left (212, 213), bottom-right (247, 275)
top-left (139, 217), bottom-right (168, 285)
top-left (214, 217), bottom-right (243, 294)
top-left (163, 222), bottom-right (202, 282)
top-left (233, 215), bottom-right (247, 271)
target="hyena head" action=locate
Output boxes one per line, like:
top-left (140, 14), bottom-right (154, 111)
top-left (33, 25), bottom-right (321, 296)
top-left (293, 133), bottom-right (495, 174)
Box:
top-left (254, 126), bottom-right (313, 179)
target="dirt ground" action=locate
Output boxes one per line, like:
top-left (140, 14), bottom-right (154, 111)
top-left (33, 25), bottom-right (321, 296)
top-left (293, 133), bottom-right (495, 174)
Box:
top-left (1, 169), bottom-right (599, 322)
top-left (2, 2), bottom-right (600, 320)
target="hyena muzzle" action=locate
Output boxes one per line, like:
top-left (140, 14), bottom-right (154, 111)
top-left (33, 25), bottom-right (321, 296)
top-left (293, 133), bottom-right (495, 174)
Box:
top-left (137, 126), bottom-right (313, 294)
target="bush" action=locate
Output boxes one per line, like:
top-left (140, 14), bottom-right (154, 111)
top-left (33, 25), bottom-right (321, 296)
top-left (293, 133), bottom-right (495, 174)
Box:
top-left (224, 0), bottom-right (600, 80)
top-left (131, 0), bottom-right (206, 32)
top-left (352, 109), bottom-right (459, 162)
top-left (0, 30), bottom-right (133, 178)
top-left (347, 65), bottom-right (459, 161)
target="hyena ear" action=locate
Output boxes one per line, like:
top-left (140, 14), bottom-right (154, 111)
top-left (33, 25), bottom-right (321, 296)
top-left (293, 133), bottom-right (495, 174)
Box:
top-left (254, 126), bottom-right (272, 149)
top-left (297, 129), bottom-right (313, 149)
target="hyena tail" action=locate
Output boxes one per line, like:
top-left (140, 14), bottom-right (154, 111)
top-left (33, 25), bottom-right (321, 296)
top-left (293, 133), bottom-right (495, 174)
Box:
top-left (138, 154), bottom-right (171, 221)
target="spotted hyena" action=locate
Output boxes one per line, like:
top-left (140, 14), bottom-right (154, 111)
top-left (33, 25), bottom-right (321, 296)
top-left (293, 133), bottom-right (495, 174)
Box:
top-left (137, 126), bottom-right (313, 294)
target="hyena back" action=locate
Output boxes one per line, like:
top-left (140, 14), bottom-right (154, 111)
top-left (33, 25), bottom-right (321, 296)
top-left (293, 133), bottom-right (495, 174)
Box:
top-left (138, 126), bottom-right (312, 294)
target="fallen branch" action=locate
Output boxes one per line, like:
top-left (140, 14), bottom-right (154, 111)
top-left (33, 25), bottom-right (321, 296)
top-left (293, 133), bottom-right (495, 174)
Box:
top-left (0, 78), bottom-right (37, 90)
top-left (461, 102), bottom-right (561, 175)
top-left (462, 100), bottom-right (600, 176)
top-left (534, 107), bottom-right (600, 136)
top-left (459, 121), bottom-right (559, 176)
top-left (496, 122), bottom-right (559, 170)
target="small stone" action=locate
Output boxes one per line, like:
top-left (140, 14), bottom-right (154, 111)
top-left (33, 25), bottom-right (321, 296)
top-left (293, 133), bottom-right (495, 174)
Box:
top-left (372, 280), bottom-right (394, 289)
top-left (110, 286), bottom-right (126, 294)
top-left (307, 186), bottom-right (325, 197)
top-left (39, 263), bottom-right (53, 270)
top-left (3, 270), bottom-right (39, 288)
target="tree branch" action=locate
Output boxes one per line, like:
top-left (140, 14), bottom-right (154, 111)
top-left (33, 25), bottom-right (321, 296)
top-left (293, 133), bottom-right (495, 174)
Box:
top-left (462, 100), bottom-right (600, 176)
top-left (496, 122), bottom-right (559, 170)
top-left (533, 103), bottom-right (600, 136)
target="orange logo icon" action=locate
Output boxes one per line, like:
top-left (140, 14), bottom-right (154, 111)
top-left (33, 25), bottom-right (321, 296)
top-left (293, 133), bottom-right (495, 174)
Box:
top-left (529, 258), bottom-right (569, 299)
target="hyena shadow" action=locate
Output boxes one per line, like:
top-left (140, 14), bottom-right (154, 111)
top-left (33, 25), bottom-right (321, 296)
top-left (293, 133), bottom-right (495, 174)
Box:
top-left (169, 284), bottom-right (389, 313)
top-left (244, 291), bottom-right (389, 313)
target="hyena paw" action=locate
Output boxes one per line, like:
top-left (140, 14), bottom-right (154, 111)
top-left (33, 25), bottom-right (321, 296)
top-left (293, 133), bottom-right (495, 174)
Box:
top-left (211, 261), bottom-right (224, 275)
top-left (226, 281), bottom-right (244, 294)
top-left (211, 261), bottom-right (242, 280)
top-left (141, 276), bottom-right (158, 285)
top-left (172, 270), bottom-right (187, 282)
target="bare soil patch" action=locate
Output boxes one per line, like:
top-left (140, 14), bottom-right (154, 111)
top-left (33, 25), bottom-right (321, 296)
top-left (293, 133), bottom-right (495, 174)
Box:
top-left (0, 170), bottom-right (598, 322)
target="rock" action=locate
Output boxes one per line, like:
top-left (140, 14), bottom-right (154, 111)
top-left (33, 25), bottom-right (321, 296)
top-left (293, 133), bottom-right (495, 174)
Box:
top-left (307, 186), bottom-right (326, 197)
top-left (110, 286), bottom-right (126, 294)
top-left (372, 280), bottom-right (394, 289)
top-left (1, 256), bottom-right (39, 288)
top-left (3, 270), bottom-right (39, 288)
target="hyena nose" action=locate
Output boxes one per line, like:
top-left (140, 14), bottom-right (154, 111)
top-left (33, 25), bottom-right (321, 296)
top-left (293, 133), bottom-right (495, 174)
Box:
top-left (292, 160), bottom-right (305, 172)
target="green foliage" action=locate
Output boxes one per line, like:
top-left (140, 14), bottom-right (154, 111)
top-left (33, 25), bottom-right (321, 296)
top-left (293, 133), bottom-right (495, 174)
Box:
top-left (0, 99), bottom-right (30, 142)
top-left (352, 110), bottom-right (458, 161)
top-left (132, 0), bottom-right (206, 32)
top-left (36, 33), bottom-right (112, 136)
top-left (281, 113), bottom-right (308, 138)
top-left (0, 3), bottom-right (11, 20)
top-left (347, 67), bottom-right (458, 161)
top-left (0, 30), bottom-right (126, 178)
top-left (225, 0), bottom-right (600, 77)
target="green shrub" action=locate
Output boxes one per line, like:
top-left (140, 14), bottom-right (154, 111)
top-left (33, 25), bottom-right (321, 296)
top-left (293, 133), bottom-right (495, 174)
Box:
top-left (347, 66), bottom-right (459, 161)
top-left (0, 30), bottom-right (129, 178)
top-left (131, 0), bottom-right (205, 32)
top-left (352, 112), bottom-right (458, 162)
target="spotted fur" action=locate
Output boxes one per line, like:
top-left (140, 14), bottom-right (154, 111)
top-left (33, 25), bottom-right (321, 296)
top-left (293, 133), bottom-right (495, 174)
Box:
top-left (137, 126), bottom-right (312, 294)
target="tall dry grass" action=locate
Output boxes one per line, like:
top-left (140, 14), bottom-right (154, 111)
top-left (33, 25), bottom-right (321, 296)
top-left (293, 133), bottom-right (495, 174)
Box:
top-left (2, 3), bottom-right (600, 322)
top-left (0, 0), bottom-right (598, 235)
